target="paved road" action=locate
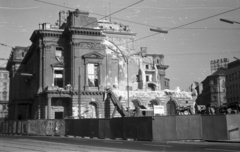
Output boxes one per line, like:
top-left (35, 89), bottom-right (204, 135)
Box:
top-left (0, 135), bottom-right (240, 152)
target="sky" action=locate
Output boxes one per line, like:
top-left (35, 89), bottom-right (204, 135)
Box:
top-left (0, 0), bottom-right (240, 90)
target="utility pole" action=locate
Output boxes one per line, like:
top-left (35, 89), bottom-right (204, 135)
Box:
top-left (78, 67), bottom-right (81, 119)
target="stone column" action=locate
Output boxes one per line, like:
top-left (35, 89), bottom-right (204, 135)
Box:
top-left (98, 63), bottom-right (102, 90)
top-left (38, 40), bottom-right (43, 93)
top-left (70, 41), bottom-right (75, 91)
top-left (47, 97), bottom-right (52, 119)
top-left (84, 61), bottom-right (89, 90)
top-left (42, 41), bottom-right (46, 90)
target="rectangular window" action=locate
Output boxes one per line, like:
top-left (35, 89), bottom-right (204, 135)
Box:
top-left (3, 95), bottom-right (7, 101)
top-left (55, 47), bottom-right (63, 57)
top-left (145, 75), bottom-right (152, 82)
top-left (145, 65), bottom-right (149, 69)
top-left (146, 75), bottom-right (149, 82)
top-left (3, 82), bottom-right (7, 90)
top-left (53, 67), bottom-right (63, 88)
top-left (213, 79), bottom-right (217, 85)
top-left (88, 63), bottom-right (99, 87)
top-left (213, 96), bottom-right (217, 102)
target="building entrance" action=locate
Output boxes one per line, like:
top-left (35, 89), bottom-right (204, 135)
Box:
top-left (167, 100), bottom-right (177, 115)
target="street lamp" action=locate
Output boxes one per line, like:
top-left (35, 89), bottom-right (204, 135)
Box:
top-left (234, 57), bottom-right (240, 61)
top-left (106, 40), bottom-right (147, 117)
top-left (220, 18), bottom-right (240, 25)
top-left (150, 28), bottom-right (168, 34)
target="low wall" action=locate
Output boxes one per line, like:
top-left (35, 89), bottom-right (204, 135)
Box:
top-left (1, 114), bottom-right (240, 141)
top-left (176, 115), bottom-right (202, 140)
top-left (227, 114), bottom-right (240, 140)
top-left (65, 118), bottom-right (111, 139)
top-left (2, 120), bottom-right (65, 136)
top-left (152, 116), bottom-right (177, 141)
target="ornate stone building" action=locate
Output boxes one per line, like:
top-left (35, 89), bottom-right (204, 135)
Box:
top-left (7, 9), bottom-right (195, 120)
top-left (226, 60), bottom-right (240, 105)
top-left (0, 67), bottom-right (9, 121)
top-left (201, 69), bottom-right (226, 107)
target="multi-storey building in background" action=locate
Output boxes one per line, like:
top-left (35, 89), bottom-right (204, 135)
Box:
top-left (225, 59), bottom-right (240, 106)
top-left (201, 69), bottom-right (226, 107)
top-left (0, 67), bottom-right (9, 121)
top-left (6, 9), bottom-right (196, 120)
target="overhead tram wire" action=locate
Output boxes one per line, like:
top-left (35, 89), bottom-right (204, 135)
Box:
top-left (34, 0), bottom-right (156, 28)
top-left (34, 1), bottom-right (240, 57)
top-left (35, 0), bottom-right (144, 29)
top-left (168, 6), bottom-right (240, 32)
top-left (122, 5), bottom-right (240, 46)
top-left (35, 0), bottom-right (240, 31)
top-left (76, 0), bottom-right (144, 29)
top-left (34, 0), bottom-right (144, 43)
top-left (164, 51), bottom-right (240, 56)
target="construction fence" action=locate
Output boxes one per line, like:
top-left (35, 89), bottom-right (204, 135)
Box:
top-left (1, 114), bottom-right (240, 141)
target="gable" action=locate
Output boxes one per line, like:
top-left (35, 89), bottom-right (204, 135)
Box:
top-left (82, 51), bottom-right (105, 59)
top-left (51, 62), bottom-right (64, 67)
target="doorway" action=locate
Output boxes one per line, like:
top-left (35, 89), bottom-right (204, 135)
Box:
top-left (167, 100), bottom-right (177, 115)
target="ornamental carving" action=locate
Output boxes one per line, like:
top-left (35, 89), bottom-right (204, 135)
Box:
top-left (70, 30), bottom-right (102, 36)
top-left (40, 32), bottom-right (62, 38)
top-left (73, 42), bottom-right (105, 50)
top-left (45, 45), bottom-right (52, 49)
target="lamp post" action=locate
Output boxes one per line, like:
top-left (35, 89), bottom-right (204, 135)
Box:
top-left (106, 41), bottom-right (147, 117)
top-left (220, 18), bottom-right (240, 25)
top-left (150, 28), bottom-right (168, 34)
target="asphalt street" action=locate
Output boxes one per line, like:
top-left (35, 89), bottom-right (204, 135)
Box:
top-left (0, 135), bottom-right (240, 152)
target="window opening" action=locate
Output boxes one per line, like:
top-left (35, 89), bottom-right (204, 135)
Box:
top-left (3, 83), bottom-right (6, 89)
top-left (146, 75), bottom-right (149, 82)
top-left (55, 47), bottom-right (63, 57)
top-left (146, 74), bottom-right (152, 82)
top-left (53, 67), bottom-right (63, 88)
top-left (88, 63), bottom-right (99, 87)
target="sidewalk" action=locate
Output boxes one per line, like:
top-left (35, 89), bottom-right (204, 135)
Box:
top-left (167, 139), bottom-right (240, 145)
top-left (206, 139), bottom-right (240, 143)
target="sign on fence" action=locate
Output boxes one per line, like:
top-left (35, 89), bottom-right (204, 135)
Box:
top-left (153, 105), bottom-right (164, 115)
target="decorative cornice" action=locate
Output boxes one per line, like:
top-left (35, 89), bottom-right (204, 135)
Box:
top-left (157, 65), bottom-right (169, 70)
top-left (44, 45), bottom-right (52, 49)
top-left (103, 30), bottom-right (137, 36)
top-left (39, 31), bottom-right (62, 38)
top-left (73, 42), bottom-right (105, 50)
top-left (43, 90), bottom-right (104, 95)
top-left (68, 28), bottom-right (104, 37)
